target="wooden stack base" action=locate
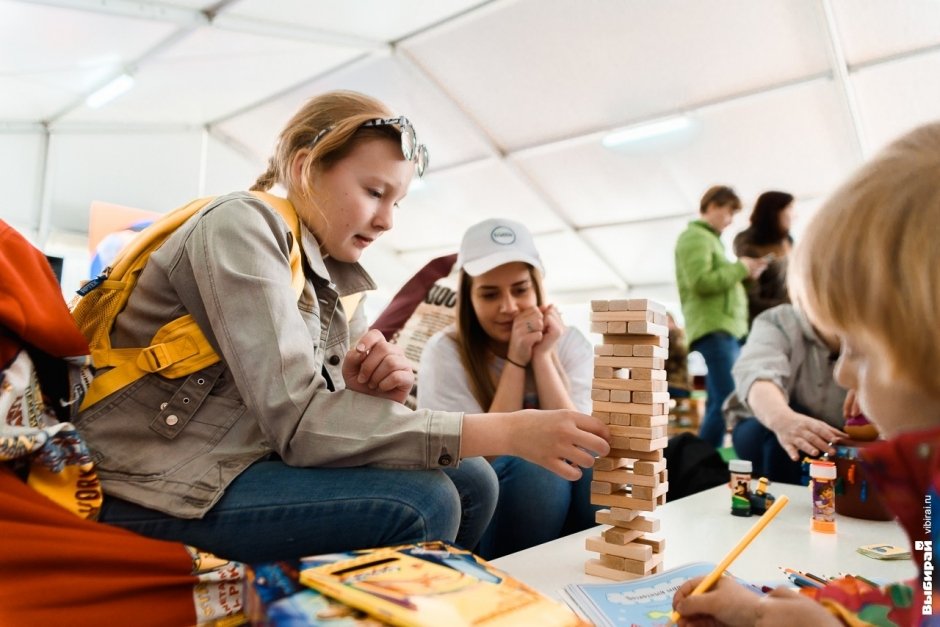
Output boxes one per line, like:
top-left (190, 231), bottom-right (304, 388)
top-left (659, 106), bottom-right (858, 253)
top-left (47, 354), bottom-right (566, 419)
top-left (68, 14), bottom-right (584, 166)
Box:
top-left (585, 298), bottom-right (670, 580)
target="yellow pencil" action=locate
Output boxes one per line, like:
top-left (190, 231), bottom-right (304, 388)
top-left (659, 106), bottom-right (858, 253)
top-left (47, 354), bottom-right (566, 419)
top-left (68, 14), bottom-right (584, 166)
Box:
top-left (668, 494), bottom-right (790, 625)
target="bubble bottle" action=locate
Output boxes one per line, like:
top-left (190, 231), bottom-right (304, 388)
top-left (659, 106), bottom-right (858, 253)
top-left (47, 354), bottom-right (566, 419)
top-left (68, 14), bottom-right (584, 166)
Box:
top-left (729, 459), bottom-right (752, 517)
top-left (809, 460), bottom-right (837, 533)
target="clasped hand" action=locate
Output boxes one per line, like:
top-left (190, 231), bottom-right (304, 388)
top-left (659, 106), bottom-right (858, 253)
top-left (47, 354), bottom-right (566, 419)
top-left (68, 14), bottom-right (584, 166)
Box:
top-left (508, 304), bottom-right (563, 366)
top-left (341, 329), bottom-right (414, 404)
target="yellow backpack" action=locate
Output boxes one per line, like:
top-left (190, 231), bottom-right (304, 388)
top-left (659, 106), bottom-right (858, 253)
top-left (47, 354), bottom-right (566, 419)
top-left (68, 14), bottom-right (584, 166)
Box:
top-left (71, 191), bottom-right (305, 411)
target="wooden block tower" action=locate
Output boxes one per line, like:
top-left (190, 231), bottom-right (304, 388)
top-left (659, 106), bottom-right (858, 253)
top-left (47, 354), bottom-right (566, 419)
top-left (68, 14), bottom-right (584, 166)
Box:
top-left (585, 298), bottom-right (670, 580)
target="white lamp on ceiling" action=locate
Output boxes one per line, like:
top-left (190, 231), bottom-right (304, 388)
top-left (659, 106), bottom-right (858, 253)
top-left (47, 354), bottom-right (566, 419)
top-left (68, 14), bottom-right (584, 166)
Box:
top-left (85, 73), bottom-right (135, 109)
top-left (601, 115), bottom-right (692, 148)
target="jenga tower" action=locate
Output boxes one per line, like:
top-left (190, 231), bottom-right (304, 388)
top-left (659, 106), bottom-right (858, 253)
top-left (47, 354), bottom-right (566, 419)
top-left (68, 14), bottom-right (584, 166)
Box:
top-left (584, 298), bottom-right (670, 580)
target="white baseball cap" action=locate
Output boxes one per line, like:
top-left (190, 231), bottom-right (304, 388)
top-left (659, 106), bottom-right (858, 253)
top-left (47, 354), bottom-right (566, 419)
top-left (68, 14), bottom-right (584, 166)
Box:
top-left (456, 218), bottom-right (544, 277)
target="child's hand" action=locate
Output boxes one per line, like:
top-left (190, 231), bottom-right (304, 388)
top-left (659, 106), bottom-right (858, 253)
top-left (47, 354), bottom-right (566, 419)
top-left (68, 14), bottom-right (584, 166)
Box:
top-left (672, 576), bottom-right (760, 626)
top-left (769, 410), bottom-right (848, 460)
top-left (341, 329), bottom-right (414, 405)
top-left (505, 409), bottom-right (610, 480)
top-left (507, 307), bottom-right (544, 366)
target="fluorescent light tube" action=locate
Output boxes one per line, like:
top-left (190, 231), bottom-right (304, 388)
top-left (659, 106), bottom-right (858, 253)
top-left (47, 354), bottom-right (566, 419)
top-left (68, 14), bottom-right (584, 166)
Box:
top-left (85, 73), bottom-right (135, 109)
top-left (602, 116), bottom-right (692, 147)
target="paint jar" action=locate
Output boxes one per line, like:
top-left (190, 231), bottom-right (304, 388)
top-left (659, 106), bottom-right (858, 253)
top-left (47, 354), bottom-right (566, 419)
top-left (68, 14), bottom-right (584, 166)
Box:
top-left (810, 460), bottom-right (837, 533)
top-left (729, 459), bottom-right (752, 517)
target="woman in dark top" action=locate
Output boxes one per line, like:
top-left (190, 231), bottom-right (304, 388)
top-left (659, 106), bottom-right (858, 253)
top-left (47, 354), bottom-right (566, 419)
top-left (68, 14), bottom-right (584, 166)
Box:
top-left (733, 190), bottom-right (794, 325)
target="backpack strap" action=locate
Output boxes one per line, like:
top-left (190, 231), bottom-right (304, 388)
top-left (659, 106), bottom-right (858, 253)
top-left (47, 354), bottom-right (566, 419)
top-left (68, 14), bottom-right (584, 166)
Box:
top-left (79, 192), bottom-right (304, 410)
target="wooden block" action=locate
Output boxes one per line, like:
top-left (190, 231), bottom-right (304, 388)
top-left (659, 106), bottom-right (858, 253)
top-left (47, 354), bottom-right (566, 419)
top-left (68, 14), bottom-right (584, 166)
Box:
top-left (630, 414), bottom-right (669, 427)
top-left (594, 366), bottom-right (614, 379)
top-left (607, 320), bottom-right (627, 334)
top-left (595, 508), bottom-right (639, 525)
top-left (609, 390), bottom-right (631, 403)
top-left (613, 514), bottom-right (661, 533)
top-left (651, 563), bottom-right (663, 574)
top-left (591, 389), bottom-right (611, 402)
top-left (633, 459), bottom-right (667, 475)
top-left (630, 368), bottom-right (667, 381)
top-left (598, 552), bottom-right (664, 575)
top-left (617, 425), bottom-right (667, 440)
top-left (659, 468), bottom-right (668, 483)
top-left (584, 559), bottom-right (644, 581)
top-left (594, 468), bottom-right (660, 487)
top-left (593, 456), bottom-right (628, 472)
top-left (592, 378), bottom-right (666, 392)
top-left (590, 310), bottom-right (656, 323)
top-left (608, 447), bottom-right (664, 462)
top-left (630, 481), bottom-right (669, 500)
top-left (629, 436), bottom-right (669, 452)
top-left (627, 298), bottom-right (666, 314)
top-left (594, 355), bottom-right (666, 370)
top-left (591, 410), bottom-right (610, 424)
top-left (609, 414), bottom-right (631, 426)
top-left (656, 493), bottom-right (667, 506)
top-left (594, 344), bottom-right (614, 356)
top-left (593, 401), bottom-right (665, 415)
top-left (632, 391), bottom-right (671, 404)
top-left (627, 321), bottom-right (668, 336)
top-left (590, 481), bottom-right (617, 494)
top-left (611, 344), bottom-right (633, 357)
top-left (591, 300), bottom-right (610, 312)
top-left (603, 526), bottom-right (644, 545)
top-left (633, 344), bottom-right (668, 358)
top-left (605, 334), bottom-right (668, 348)
top-left (590, 492), bottom-right (658, 512)
top-left (635, 536), bottom-right (666, 553)
top-left (585, 536), bottom-right (653, 562)
top-left (590, 321), bottom-right (608, 334)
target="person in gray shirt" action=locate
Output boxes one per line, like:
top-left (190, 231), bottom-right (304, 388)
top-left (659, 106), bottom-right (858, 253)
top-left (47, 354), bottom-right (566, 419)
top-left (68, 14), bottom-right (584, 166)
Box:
top-left (723, 303), bottom-right (848, 483)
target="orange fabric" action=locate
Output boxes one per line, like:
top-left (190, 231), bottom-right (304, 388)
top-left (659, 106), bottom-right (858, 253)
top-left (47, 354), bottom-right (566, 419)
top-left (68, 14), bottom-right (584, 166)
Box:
top-left (0, 466), bottom-right (199, 625)
top-left (0, 221), bottom-right (89, 366)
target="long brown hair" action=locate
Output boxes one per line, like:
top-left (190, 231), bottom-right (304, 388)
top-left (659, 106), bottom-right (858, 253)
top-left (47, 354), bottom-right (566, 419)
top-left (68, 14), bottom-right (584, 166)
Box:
top-left (453, 265), bottom-right (568, 410)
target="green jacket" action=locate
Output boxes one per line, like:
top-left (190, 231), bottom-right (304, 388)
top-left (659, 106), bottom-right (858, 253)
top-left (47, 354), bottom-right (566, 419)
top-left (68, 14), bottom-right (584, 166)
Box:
top-left (675, 220), bottom-right (749, 345)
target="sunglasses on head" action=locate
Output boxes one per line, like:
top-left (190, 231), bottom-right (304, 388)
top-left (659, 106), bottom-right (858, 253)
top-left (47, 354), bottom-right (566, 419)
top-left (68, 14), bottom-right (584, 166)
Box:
top-left (310, 116), bottom-right (429, 177)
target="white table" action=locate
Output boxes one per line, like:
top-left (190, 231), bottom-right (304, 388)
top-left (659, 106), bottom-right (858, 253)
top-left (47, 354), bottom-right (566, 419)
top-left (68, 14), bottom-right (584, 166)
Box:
top-left (491, 482), bottom-right (915, 600)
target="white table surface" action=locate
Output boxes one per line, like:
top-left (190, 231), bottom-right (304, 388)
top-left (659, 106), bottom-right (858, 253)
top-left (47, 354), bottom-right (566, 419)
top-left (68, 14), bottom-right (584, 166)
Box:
top-left (490, 482), bottom-right (915, 600)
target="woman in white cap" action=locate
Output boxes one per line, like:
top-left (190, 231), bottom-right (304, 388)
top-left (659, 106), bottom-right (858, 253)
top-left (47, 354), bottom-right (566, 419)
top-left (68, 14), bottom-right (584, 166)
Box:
top-left (418, 218), bottom-right (597, 559)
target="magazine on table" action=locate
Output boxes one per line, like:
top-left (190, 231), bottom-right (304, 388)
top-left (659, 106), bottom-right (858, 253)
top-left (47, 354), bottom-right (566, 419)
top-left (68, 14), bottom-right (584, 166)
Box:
top-left (563, 561), bottom-right (765, 627)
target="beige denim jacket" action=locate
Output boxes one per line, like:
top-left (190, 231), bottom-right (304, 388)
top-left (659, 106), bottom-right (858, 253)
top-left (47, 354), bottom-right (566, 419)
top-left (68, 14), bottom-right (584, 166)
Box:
top-left (76, 192), bottom-right (462, 519)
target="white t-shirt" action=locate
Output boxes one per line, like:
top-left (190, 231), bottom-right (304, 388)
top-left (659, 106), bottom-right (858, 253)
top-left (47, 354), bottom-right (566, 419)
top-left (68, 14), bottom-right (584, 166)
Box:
top-left (416, 325), bottom-right (593, 414)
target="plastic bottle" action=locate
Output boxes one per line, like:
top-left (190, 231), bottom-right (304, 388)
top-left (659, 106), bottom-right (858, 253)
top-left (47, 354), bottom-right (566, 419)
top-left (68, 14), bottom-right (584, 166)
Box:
top-left (729, 459), bottom-right (752, 517)
top-left (809, 460), bottom-right (837, 533)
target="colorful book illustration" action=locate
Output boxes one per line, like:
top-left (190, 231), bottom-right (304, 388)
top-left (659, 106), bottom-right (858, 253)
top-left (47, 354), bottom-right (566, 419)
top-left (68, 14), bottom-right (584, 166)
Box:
top-left (297, 541), bottom-right (587, 627)
top-left (563, 561), bottom-right (764, 627)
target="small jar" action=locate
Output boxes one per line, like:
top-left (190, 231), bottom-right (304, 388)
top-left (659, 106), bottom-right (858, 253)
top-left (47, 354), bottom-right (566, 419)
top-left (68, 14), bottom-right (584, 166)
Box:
top-left (729, 459), bottom-right (753, 517)
top-left (810, 460), bottom-right (837, 533)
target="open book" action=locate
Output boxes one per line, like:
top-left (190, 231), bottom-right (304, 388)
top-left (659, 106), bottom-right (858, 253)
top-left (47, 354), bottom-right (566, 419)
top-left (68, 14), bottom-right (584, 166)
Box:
top-left (297, 541), bottom-right (587, 627)
top-left (564, 561), bottom-right (765, 627)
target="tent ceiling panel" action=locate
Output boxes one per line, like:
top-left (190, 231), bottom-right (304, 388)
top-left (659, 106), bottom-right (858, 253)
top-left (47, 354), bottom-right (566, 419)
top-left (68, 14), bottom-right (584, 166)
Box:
top-left (380, 159), bottom-right (567, 253)
top-left (203, 133), bottom-right (268, 196)
top-left (227, 0), bottom-right (487, 43)
top-left (402, 0), bottom-right (831, 151)
top-left (532, 230), bottom-right (623, 295)
top-left (214, 54), bottom-right (494, 170)
top-left (48, 131), bottom-right (203, 232)
top-left (62, 27), bottom-right (366, 125)
top-left (0, 132), bottom-right (44, 231)
top-left (832, 0), bottom-right (940, 67)
top-left (852, 50), bottom-right (940, 156)
top-left (0, 1), bottom-right (179, 120)
top-left (580, 218), bottom-right (689, 287)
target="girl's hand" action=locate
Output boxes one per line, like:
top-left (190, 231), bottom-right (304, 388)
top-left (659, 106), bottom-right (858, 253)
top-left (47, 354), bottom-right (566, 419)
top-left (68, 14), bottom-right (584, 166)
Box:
top-left (532, 304), bottom-right (563, 358)
top-left (341, 329), bottom-right (414, 405)
top-left (507, 307), bottom-right (544, 366)
top-left (672, 576), bottom-right (760, 627)
top-left (769, 410), bottom-right (847, 460)
top-left (507, 409), bottom-right (610, 480)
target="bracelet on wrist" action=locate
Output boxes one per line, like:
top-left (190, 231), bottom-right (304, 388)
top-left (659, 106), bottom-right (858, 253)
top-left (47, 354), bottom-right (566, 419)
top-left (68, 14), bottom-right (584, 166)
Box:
top-left (505, 356), bottom-right (528, 369)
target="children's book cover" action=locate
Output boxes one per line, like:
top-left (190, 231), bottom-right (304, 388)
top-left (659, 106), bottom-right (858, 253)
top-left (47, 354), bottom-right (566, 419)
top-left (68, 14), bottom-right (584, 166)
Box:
top-left (563, 561), bottom-right (764, 627)
top-left (297, 541), bottom-right (587, 627)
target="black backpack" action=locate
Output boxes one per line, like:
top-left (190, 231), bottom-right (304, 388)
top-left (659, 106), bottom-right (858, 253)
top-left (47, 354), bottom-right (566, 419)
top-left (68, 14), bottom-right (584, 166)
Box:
top-left (664, 432), bottom-right (730, 501)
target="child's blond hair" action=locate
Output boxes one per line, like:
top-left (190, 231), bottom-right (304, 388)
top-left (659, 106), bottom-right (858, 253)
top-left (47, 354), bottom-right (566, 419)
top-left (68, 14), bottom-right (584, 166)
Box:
top-left (789, 122), bottom-right (940, 399)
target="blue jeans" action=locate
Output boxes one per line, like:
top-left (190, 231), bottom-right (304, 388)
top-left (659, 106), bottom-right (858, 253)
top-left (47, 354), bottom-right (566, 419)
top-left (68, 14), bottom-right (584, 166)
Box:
top-left (476, 456), bottom-right (599, 560)
top-left (99, 457), bottom-right (498, 563)
top-left (690, 332), bottom-right (741, 448)
top-left (732, 403), bottom-right (812, 485)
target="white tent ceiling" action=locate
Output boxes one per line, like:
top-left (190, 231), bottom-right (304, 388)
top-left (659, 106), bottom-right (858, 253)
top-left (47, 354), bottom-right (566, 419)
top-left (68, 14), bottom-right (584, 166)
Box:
top-left (3, 0), bottom-right (939, 318)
